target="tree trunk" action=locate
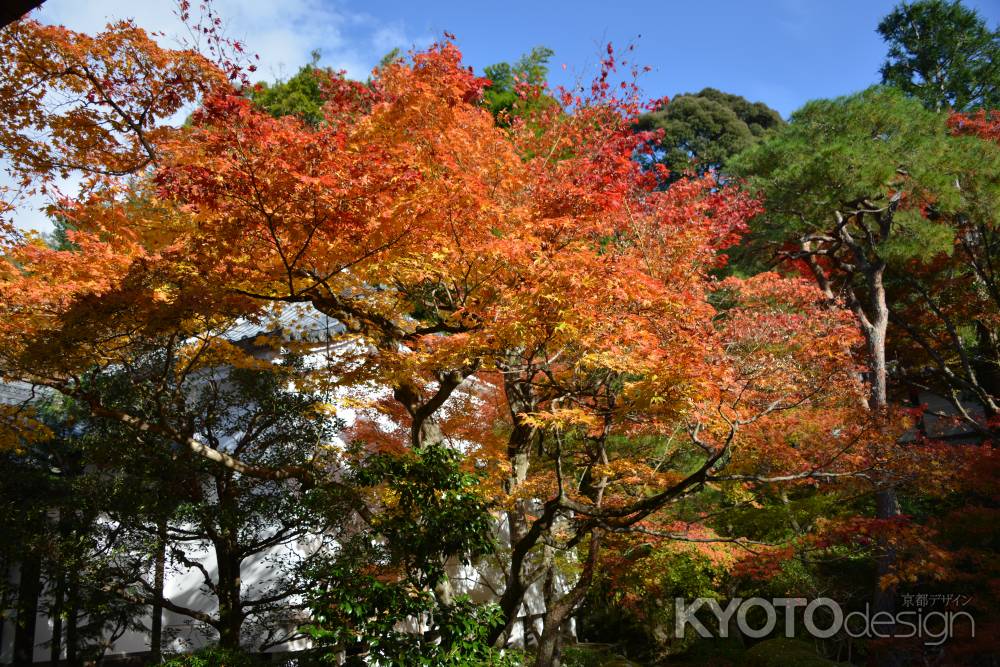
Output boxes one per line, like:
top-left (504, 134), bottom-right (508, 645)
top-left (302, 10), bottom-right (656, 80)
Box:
top-left (534, 530), bottom-right (602, 667)
top-left (150, 520), bottom-right (167, 663)
top-left (533, 571), bottom-right (589, 667)
top-left (65, 567), bottom-right (79, 667)
top-left (489, 371), bottom-right (543, 648)
top-left (866, 301), bottom-right (889, 412)
top-left (874, 488), bottom-right (901, 609)
top-left (13, 553), bottom-right (42, 665)
top-left (214, 540), bottom-right (243, 650)
top-left (865, 268), bottom-right (899, 617)
top-left (535, 546), bottom-right (564, 667)
top-left (864, 263), bottom-right (902, 667)
top-left (49, 568), bottom-right (64, 666)
top-left (535, 629), bottom-right (563, 667)
top-left (809, 214), bottom-right (901, 664)
top-left (975, 321), bottom-right (1000, 424)
top-left (49, 511), bottom-right (77, 667)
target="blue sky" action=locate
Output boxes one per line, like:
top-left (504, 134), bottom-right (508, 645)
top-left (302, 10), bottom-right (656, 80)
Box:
top-left (400, 0), bottom-right (1000, 116)
top-left (37, 0), bottom-right (1000, 118)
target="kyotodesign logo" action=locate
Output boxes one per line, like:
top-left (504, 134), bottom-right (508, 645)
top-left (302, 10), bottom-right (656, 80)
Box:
top-left (674, 597), bottom-right (975, 646)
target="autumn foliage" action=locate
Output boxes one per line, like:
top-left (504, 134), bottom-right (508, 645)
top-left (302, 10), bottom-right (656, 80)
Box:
top-left (2, 9), bottom-right (987, 666)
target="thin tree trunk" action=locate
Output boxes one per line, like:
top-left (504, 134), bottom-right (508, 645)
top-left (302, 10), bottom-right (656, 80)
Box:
top-left (50, 511), bottom-right (76, 667)
top-left (50, 568), bottom-right (64, 666)
top-left (864, 264), bottom-right (902, 667)
top-left (807, 213), bottom-right (901, 664)
top-left (214, 539), bottom-right (243, 650)
top-left (150, 520), bottom-right (167, 663)
top-left (536, 546), bottom-right (563, 667)
top-left (65, 567), bottom-right (79, 667)
top-left (975, 321), bottom-right (1000, 423)
top-left (535, 630), bottom-right (562, 667)
top-left (490, 370), bottom-right (543, 648)
top-left (866, 271), bottom-right (899, 618)
top-left (534, 530), bottom-right (602, 667)
top-left (13, 553), bottom-right (42, 665)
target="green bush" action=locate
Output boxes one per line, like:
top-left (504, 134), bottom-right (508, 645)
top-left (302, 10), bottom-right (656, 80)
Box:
top-left (561, 644), bottom-right (641, 667)
top-left (162, 646), bottom-right (260, 667)
top-left (744, 638), bottom-right (842, 667)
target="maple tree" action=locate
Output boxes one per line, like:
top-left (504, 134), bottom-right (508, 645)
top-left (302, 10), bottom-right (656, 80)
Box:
top-left (0, 17), bottom-right (223, 192)
top-left (0, 12), bottom-right (925, 667)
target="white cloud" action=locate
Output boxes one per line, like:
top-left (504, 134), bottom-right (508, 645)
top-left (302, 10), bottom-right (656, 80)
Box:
top-left (371, 23), bottom-right (411, 56)
top-left (9, 0), bottom-right (432, 234)
top-left (34, 0), bottom-right (429, 80)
